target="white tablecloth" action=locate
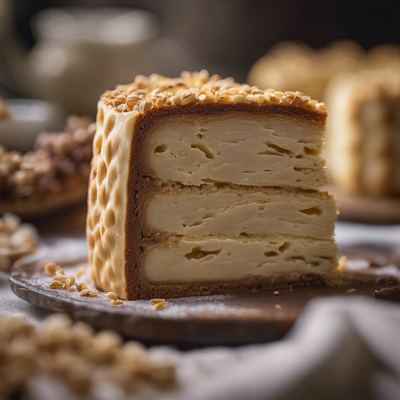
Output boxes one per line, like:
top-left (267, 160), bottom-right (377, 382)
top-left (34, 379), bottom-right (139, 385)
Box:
top-left (1, 221), bottom-right (400, 400)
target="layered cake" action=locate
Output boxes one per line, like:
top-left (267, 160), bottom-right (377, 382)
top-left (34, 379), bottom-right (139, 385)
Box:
top-left (326, 69), bottom-right (400, 195)
top-left (87, 71), bottom-right (338, 300)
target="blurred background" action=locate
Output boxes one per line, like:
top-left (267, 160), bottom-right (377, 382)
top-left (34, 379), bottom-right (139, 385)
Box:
top-left (2, 0), bottom-right (400, 115)
top-left (1, 0), bottom-right (400, 229)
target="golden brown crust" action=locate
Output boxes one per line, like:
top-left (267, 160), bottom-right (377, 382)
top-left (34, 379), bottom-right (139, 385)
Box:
top-left (124, 103), bottom-right (326, 300)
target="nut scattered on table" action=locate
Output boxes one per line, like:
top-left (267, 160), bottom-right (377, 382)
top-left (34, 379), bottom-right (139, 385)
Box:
top-left (0, 313), bottom-right (175, 399)
top-left (110, 300), bottom-right (124, 306)
top-left (77, 282), bottom-right (88, 292)
top-left (106, 291), bottom-right (118, 300)
top-left (151, 299), bottom-right (166, 311)
top-left (48, 281), bottom-right (64, 289)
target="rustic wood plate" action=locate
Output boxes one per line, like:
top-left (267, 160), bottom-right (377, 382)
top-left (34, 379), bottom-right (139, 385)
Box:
top-left (323, 184), bottom-right (400, 224)
top-left (9, 242), bottom-right (400, 347)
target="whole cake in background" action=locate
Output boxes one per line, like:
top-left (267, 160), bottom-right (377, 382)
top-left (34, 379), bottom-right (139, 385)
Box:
top-left (87, 71), bottom-right (338, 300)
top-left (326, 69), bottom-right (400, 195)
top-left (249, 40), bottom-right (400, 196)
top-left (0, 116), bottom-right (95, 216)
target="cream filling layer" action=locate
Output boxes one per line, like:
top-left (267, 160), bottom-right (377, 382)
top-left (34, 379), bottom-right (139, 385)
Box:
top-left (144, 236), bottom-right (338, 284)
top-left (146, 113), bottom-right (328, 190)
top-left (145, 189), bottom-right (337, 240)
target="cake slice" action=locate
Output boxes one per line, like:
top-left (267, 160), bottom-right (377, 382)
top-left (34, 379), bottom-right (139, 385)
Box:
top-left (87, 71), bottom-right (338, 300)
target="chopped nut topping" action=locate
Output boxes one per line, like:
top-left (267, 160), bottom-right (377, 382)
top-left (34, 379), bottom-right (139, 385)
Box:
top-left (100, 71), bottom-right (324, 116)
top-left (106, 292), bottom-right (118, 300)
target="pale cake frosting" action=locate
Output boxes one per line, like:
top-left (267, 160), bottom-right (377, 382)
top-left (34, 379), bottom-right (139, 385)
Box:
top-left (87, 71), bottom-right (338, 300)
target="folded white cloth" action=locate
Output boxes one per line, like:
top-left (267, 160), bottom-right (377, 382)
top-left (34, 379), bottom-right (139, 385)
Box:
top-left (171, 297), bottom-right (400, 400)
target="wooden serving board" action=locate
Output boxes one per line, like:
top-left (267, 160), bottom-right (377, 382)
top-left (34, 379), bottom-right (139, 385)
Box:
top-left (324, 184), bottom-right (400, 224)
top-left (9, 246), bottom-right (400, 347)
